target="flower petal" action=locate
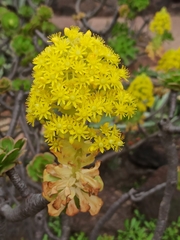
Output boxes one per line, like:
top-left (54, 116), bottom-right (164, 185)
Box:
top-left (75, 188), bottom-right (90, 212)
top-left (66, 198), bottom-right (79, 216)
top-left (48, 199), bottom-right (65, 217)
top-left (88, 195), bottom-right (103, 216)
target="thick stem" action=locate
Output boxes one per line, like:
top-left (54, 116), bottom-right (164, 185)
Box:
top-left (7, 90), bottom-right (24, 136)
top-left (0, 193), bottom-right (48, 222)
top-left (169, 90), bottom-right (177, 119)
top-left (34, 210), bottom-right (46, 240)
top-left (0, 182), bottom-right (7, 239)
top-left (6, 168), bottom-right (30, 198)
top-left (0, 215), bottom-right (6, 240)
top-left (60, 214), bottom-right (71, 240)
top-left (152, 119), bottom-right (178, 240)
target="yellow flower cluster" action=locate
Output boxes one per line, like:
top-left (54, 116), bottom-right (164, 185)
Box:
top-left (43, 159), bottom-right (103, 216)
top-left (149, 7), bottom-right (171, 35)
top-left (157, 48), bottom-right (180, 71)
top-left (26, 26), bottom-right (136, 154)
top-left (128, 74), bottom-right (154, 112)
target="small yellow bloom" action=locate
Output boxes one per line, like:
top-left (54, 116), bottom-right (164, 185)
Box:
top-left (149, 7), bottom-right (171, 35)
top-left (157, 48), bottom-right (180, 71)
top-left (128, 74), bottom-right (154, 112)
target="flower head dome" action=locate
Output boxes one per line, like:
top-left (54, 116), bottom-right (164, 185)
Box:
top-left (26, 26), bottom-right (136, 154)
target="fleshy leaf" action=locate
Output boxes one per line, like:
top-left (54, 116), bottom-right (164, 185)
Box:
top-left (1, 148), bottom-right (21, 164)
top-left (27, 152), bottom-right (55, 182)
top-left (0, 152), bottom-right (6, 161)
top-left (0, 137), bottom-right (14, 152)
top-left (0, 163), bottom-right (16, 175)
top-left (0, 137), bottom-right (26, 176)
top-left (14, 138), bottom-right (26, 150)
top-left (0, 148), bottom-right (20, 176)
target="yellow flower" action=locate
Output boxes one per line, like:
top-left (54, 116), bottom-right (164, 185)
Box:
top-left (157, 48), bottom-right (180, 71)
top-left (43, 161), bottom-right (103, 216)
top-left (128, 74), bottom-right (154, 112)
top-left (26, 26), bottom-right (136, 153)
top-left (149, 7), bottom-right (171, 35)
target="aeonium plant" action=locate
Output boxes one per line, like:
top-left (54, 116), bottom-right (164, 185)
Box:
top-left (26, 26), bottom-right (136, 217)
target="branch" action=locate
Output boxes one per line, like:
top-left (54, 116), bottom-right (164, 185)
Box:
top-left (7, 57), bottom-right (19, 80)
top-left (60, 214), bottom-right (71, 240)
top-left (35, 30), bottom-right (48, 45)
top-left (6, 168), bottom-right (30, 198)
top-left (159, 119), bottom-right (180, 134)
top-left (19, 109), bottom-right (36, 155)
top-left (34, 210), bottom-right (46, 240)
top-left (89, 192), bottom-right (129, 240)
top-left (0, 38), bottom-right (9, 49)
top-left (75, 0), bottom-right (119, 36)
top-left (169, 90), bottom-right (177, 119)
top-left (76, 0), bottom-right (107, 20)
top-left (18, 64), bottom-right (33, 78)
top-left (7, 90), bottom-right (24, 136)
top-left (27, 0), bottom-right (36, 10)
top-left (0, 215), bottom-right (6, 240)
top-left (145, 92), bottom-right (170, 121)
top-left (152, 119), bottom-right (179, 240)
top-left (0, 193), bottom-right (48, 222)
top-left (90, 182), bottom-right (167, 240)
top-left (129, 183), bottom-right (166, 202)
top-left (33, 35), bottom-right (43, 52)
top-left (0, 184), bottom-right (6, 240)
top-left (0, 96), bottom-right (13, 111)
top-left (44, 218), bottom-right (60, 240)
top-left (97, 131), bottom-right (160, 163)
top-left (135, 17), bottom-right (150, 39)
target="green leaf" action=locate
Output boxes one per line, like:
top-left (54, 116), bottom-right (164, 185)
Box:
top-left (1, 148), bottom-right (21, 164)
top-left (0, 137), bottom-right (14, 152)
top-left (0, 163), bottom-right (16, 175)
top-left (142, 121), bottom-right (156, 128)
top-left (0, 148), bottom-right (20, 175)
top-left (162, 31), bottom-right (174, 41)
top-left (108, 22), bottom-right (138, 65)
top-left (14, 138), bottom-right (26, 150)
top-left (12, 79), bottom-right (32, 91)
top-left (153, 92), bottom-right (169, 111)
top-left (27, 152), bottom-right (55, 182)
top-left (0, 152), bottom-right (6, 161)
top-left (0, 137), bottom-right (25, 175)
